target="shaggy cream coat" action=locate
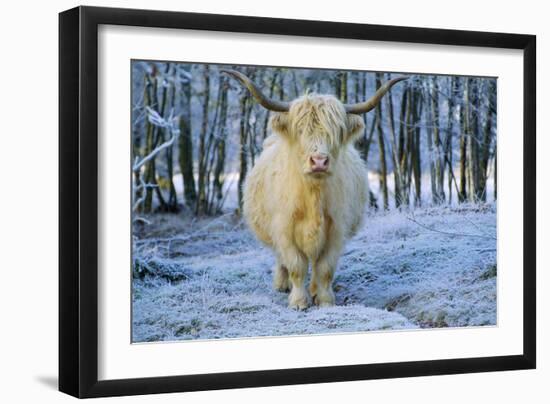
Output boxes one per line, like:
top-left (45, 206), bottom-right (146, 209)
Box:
top-left (243, 94), bottom-right (369, 309)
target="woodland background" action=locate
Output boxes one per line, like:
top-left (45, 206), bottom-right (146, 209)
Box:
top-left (131, 62), bottom-right (497, 216)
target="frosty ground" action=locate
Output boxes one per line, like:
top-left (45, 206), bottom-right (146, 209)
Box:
top-left (132, 204), bottom-right (497, 342)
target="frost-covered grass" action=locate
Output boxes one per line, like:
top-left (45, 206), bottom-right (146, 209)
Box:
top-left (132, 204), bottom-right (496, 342)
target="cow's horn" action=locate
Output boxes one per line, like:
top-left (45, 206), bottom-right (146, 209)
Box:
top-left (344, 76), bottom-right (409, 114)
top-left (221, 69), bottom-right (290, 112)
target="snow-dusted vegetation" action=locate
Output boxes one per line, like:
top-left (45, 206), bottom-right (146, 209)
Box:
top-left (131, 61), bottom-right (497, 342)
top-left (132, 204), bottom-right (496, 342)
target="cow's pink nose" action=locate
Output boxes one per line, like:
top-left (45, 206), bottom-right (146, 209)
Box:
top-left (310, 155), bottom-right (329, 171)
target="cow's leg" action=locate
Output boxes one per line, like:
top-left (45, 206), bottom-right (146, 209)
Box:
top-left (280, 247), bottom-right (309, 310)
top-left (309, 267), bottom-right (318, 298)
top-left (312, 249), bottom-right (340, 307)
top-left (273, 258), bottom-right (290, 292)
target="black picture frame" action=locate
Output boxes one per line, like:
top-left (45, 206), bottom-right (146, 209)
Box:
top-left (59, 5), bottom-right (536, 398)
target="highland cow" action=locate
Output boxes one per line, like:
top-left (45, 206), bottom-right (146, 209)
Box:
top-left (223, 69), bottom-right (406, 309)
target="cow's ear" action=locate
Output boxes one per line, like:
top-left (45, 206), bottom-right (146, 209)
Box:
top-left (345, 114), bottom-right (365, 143)
top-left (270, 112), bottom-right (290, 137)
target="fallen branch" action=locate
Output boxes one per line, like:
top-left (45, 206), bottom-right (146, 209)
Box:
top-left (462, 214), bottom-right (496, 239)
top-left (406, 215), bottom-right (496, 240)
top-left (133, 216), bottom-right (152, 225)
top-left (475, 247), bottom-right (497, 253)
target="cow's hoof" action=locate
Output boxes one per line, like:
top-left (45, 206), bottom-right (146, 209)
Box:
top-left (313, 290), bottom-right (335, 307)
top-left (288, 288), bottom-right (310, 310)
top-left (288, 300), bottom-right (309, 310)
top-left (273, 265), bottom-right (290, 292)
top-left (273, 278), bottom-right (291, 293)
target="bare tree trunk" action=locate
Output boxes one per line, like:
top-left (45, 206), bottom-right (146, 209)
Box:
top-left (479, 79), bottom-right (495, 202)
top-left (444, 77), bottom-right (456, 204)
top-left (356, 74), bottom-right (378, 209)
top-left (458, 120), bottom-right (467, 202)
top-left (356, 73), bottom-right (375, 163)
top-left (425, 87), bottom-right (437, 204)
top-left (211, 77), bottom-right (229, 213)
top-left (398, 82), bottom-right (410, 207)
top-left (238, 94), bottom-right (249, 212)
top-left (401, 86), bottom-right (413, 207)
top-left (375, 73), bottom-right (389, 210)
top-left (143, 73), bottom-right (156, 212)
top-left (277, 71), bottom-right (285, 100)
top-left (430, 76), bottom-right (445, 204)
top-left (178, 66), bottom-right (197, 207)
top-left (411, 87), bottom-right (423, 206)
top-left (340, 71), bottom-right (348, 102)
top-left (165, 65), bottom-right (178, 211)
top-left (237, 69), bottom-right (256, 211)
top-left (248, 111), bottom-right (258, 166)
top-left (262, 69), bottom-right (279, 139)
top-left (354, 72), bottom-right (361, 108)
top-left (467, 78), bottom-right (482, 202)
top-left (133, 75), bottom-right (147, 211)
top-left (200, 73), bottom-right (229, 214)
top-left (459, 78), bottom-right (468, 203)
top-left (385, 74), bottom-right (403, 208)
top-left (148, 63), bottom-right (171, 212)
top-left (196, 65), bottom-right (210, 215)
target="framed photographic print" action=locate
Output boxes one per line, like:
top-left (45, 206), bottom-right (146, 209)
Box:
top-left (59, 6), bottom-right (536, 398)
